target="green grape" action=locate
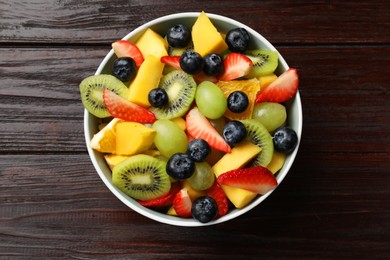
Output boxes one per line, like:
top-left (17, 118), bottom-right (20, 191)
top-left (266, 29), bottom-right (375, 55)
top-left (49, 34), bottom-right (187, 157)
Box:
top-left (252, 102), bottom-right (287, 133)
top-left (152, 119), bottom-right (188, 158)
top-left (187, 162), bottom-right (215, 191)
top-left (195, 81), bottom-right (227, 119)
top-left (209, 117), bottom-right (226, 135)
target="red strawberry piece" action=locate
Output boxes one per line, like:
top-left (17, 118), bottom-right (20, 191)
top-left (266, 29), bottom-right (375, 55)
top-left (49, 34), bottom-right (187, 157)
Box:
top-left (217, 166), bottom-right (278, 194)
top-left (138, 182), bottom-right (181, 208)
top-left (103, 88), bottom-right (156, 124)
top-left (160, 55), bottom-right (181, 70)
top-left (218, 53), bottom-right (253, 81)
top-left (186, 107), bottom-right (231, 153)
top-left (112, 40), bottom-right (144, 67)
top-left (255, 68), bottom-right (299, 103)
top-left (207, 182), bottom-right (229, 217)
top-left (173, 187), bottom-right (192, 218)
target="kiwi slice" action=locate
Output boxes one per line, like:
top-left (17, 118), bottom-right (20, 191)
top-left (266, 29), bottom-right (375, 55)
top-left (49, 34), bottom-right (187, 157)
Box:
top-left (240, 119), bottom-right (274, 167)
top-left (244, 50), bottom-right (278, 78)
top-left (79, 74), bottom-right (128, 118)
top-left (149, 70), bottom-right (196, 119)
top-left (112, 154), bottom-right (171, 201)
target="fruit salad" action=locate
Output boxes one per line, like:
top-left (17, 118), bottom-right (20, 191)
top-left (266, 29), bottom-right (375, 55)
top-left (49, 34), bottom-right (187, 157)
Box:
top-left (80, 11), bottom-right (299, 223)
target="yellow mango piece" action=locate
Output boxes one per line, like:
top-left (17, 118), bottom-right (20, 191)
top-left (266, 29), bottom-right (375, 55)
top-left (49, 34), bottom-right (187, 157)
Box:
top-left (267, 151), bottom-right (286, 174)
top-left (192, 11), bottom-right (228, 56)
top-left (212, 140), bottom-right (262, 208)
top-left (128, 55), bottom-right (164, 107)
top-left (104, 154), bottom-right (131, 170)
top-left (171, 117), bottom-right (186, 131)
top-left (258, 73), bottom-right (278, 89)
top-left (115, 122), bottom-right (156, 155)
top-left (90, 118), bottom-right (121, 153)
top-left (182, 181), bottom-right (207, 201)
top-left (136, 28), bottom-right (168, 59)
top-left (167, 206), bottom-right (177, 216)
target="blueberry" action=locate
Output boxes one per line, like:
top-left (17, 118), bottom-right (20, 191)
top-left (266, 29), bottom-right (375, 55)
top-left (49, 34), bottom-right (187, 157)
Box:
top-left (203, 53), bottom-right (224, 76)
top-left (187, 139), bottom-right (210, 162)
top-left (227, 91), bottom-right (249, 113)
top-left (180, 51), bottom-right (204, 74)
top-left (167, 24), bottom-right (191, 48)
top-left (148, 88), bottom-right (168, 107)
top-left (166, 153), bottom-right (195, 180)
top-left (191, 196), bottom-right (218, 223)
top-left (225, 28), bottom-right (251, 53)
top-left (273, 126), bottom-right (298, 154)
top-left (112, 57), bottom-right (137, 82)
top-left (223, 121), bottom-right (247, 146)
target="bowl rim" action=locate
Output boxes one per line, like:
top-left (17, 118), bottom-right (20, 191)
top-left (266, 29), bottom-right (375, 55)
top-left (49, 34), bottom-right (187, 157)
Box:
top-left (84, 11), bottom-right (303, 227)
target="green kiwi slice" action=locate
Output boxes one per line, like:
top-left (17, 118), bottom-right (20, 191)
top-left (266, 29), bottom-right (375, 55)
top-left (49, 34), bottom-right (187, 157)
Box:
top-left (112, 154), bottom-right (171, 201)
top-left (244, 50), bottom-right (278, 78)
top-left (149, 70), bottom-right (196, 119)
top-left (79, 74), bottom-right (128, 118)
top-left (240, 119), bottom-right (274, 167)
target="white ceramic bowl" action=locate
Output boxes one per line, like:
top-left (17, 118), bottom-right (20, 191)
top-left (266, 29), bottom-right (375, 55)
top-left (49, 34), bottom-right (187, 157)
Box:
top-left (84, 12), bottom-right (303, 226)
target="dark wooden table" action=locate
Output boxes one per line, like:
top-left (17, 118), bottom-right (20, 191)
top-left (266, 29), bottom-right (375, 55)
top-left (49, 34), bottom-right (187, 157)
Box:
top-left (1, 1), bottom-right (389, 259)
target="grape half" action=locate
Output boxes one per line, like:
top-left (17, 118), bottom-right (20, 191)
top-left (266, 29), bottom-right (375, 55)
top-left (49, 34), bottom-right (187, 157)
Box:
top-left (195, 81), bottom-right (227, 119)
top-left (152, 119), bottom-right (188, 158)
top-left (187, 162), bottom-right (215, 191)
top-left (252, 102), bottom-right (287, 133)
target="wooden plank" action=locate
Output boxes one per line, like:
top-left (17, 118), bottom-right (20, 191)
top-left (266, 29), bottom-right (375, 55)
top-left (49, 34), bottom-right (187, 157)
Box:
top-left (0, 46), bottom-right (389, 153)
top-left (0, 0), bottom-right (389, 44)
top-left (0, 47), bottom-right (105, 152)
top-left (0, 153), bottom-right (389, 258)
top-left (284, 47), bottom-right (390, 154)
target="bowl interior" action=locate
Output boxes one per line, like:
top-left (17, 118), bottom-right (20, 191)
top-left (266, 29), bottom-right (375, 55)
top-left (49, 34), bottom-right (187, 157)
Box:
top-left (84, 12), bottom-right (302, 226)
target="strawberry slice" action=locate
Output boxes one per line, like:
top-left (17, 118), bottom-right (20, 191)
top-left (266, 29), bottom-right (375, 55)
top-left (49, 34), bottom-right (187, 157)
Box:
top-left (173, 188), bottom-right (192, 218)
top-left (160, 55), bottom-right (181, 70)
top-left (217, 166), bottom-right (278, 194)
top-left (112, 40), bottom-right (144, 67)
top-left (186, 107), bottom-right (231, 153)
top-left (206, 182), bottom-right (228, 217)
top-left (255, 68), bottom-right (299, 103)
top-left (218, 53), bottom-right (253, 81)
top-left (103, 88), bottom-right (156, 124)
top-left (160, 55), bottom-right (217, 84)
top-left (138, 182), bottom-right (181, 208)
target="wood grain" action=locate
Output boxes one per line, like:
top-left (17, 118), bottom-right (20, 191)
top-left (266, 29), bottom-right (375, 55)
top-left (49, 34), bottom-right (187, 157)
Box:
top-left (0, 0), bottom-right (389, 45)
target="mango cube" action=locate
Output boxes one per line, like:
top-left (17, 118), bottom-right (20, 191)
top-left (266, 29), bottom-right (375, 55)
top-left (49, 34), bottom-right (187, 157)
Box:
top-left (182, 180), bottom-right (207, 201)
top-left (192, 11), bottom-right (228, 56)
top-left (115, 122), bottom-right (156, 156)
top-left (104, 154), bottom-right (131, 170)
top-left (136, 28), bottom-right (168, 58)
top-left (267, 151), bottom-right (286, 174)
top-left (128, 55), bottom-right (164, 107)
top-left (258, 73), bottom-right (278, 89)
top-left (167, 206), bottom-right (177, 216)
top-left (212, 140), bottom-right (261, 208)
